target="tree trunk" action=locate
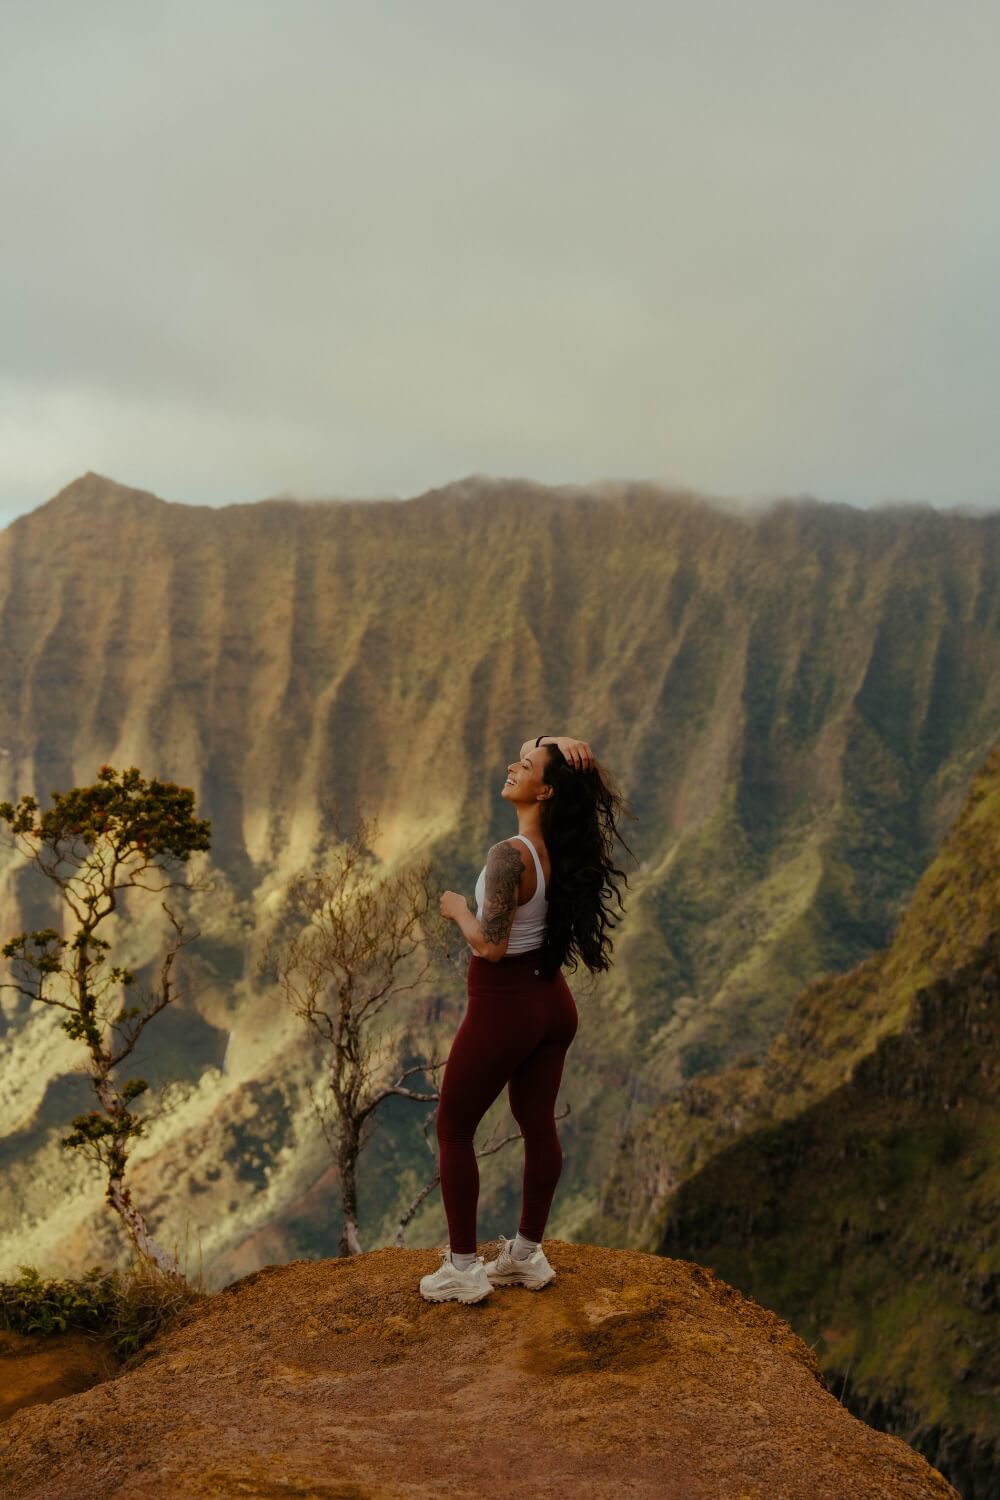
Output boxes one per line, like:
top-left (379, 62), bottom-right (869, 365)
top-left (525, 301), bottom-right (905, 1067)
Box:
top-left (106, 1178), bottom-right (185, 1279)
top-left (91, 1075), bottom-right (185, 1281)
top-left (338, 1129), bottom-right (364, 1256)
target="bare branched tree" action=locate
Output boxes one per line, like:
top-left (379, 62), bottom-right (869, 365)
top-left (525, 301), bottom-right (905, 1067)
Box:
top-left (0, 764), bottom-right (214, 1280)
top-left (258, 809), bottom-right (463, 1255)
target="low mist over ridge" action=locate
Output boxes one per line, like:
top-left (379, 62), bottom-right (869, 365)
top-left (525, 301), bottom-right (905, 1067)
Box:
top-left (4, 470), bottom-right (996, 533)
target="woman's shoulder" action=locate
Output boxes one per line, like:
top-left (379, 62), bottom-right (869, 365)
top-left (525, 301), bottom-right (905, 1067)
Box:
top-left (485, 836), bottom-right (541, 874)
top-left (486, 836), bottom-right (532, 861)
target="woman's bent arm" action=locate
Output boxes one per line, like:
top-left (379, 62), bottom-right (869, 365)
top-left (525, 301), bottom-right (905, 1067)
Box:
top-left (455, 841), bottom-right (522, 961)
top-left (451, 903), bottom-right (493, 959)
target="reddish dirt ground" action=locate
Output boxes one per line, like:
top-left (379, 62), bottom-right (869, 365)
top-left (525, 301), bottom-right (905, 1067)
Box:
top-left (0, 1327), bottom-right (118, 1423)
top-left (0, 1241), bottom-right (958, 1499)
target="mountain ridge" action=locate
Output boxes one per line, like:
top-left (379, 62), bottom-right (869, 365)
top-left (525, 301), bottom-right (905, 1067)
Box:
top-left (11, 469), bottom-right (994, 531)
top-left (1, 471), bottom-right (999, 1303)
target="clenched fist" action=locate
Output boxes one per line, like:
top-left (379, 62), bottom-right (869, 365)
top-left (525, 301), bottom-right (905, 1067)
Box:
top-left (440, 890), bottom-right (469, 923)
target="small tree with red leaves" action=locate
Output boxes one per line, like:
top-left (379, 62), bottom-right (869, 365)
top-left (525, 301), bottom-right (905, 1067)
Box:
top-left (0, 764), bottom-right (213, 1279)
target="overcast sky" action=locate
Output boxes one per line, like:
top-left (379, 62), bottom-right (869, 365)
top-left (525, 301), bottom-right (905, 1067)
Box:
top-left (2, 0), bottom-right (999, 526)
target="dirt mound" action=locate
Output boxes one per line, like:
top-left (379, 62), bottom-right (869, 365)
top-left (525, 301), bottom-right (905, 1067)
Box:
top-left (0, 1329), bottom-right (117, 1424)
top-left (0, 1241), bottom-right (957, 1499)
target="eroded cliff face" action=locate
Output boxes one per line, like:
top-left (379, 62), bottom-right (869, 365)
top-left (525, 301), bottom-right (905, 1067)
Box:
top-left (0, 1242), bottom-right (960, 1500)
top-left (1, 471), bottom-right (999, 1287)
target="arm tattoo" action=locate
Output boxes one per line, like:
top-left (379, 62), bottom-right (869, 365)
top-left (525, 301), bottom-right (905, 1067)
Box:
top-left (480, 841), bottom-right (524, 948)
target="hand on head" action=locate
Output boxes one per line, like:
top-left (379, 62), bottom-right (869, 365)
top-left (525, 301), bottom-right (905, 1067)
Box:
top-left (552, 736), bottom-right (594, 770)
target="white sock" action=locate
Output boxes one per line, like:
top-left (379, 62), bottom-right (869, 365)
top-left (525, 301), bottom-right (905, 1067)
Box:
top-left (512, 1231), bottom-right (539, 1261)
top-left (451, 1250), bottom-right (478, 1271)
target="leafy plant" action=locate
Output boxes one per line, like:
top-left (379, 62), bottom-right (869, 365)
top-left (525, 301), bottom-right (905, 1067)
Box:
top-left (0, 764), bottom-right (214, 1277)
top-left (0, 1255), bottom-right (206, 1358)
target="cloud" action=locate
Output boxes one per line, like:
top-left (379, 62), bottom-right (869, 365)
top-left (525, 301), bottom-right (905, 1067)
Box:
top-left (2, 0), bottom-right (999, 521)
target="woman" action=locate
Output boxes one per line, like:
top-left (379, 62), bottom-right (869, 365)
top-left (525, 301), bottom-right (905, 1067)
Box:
top-left (420, 731), bottom-right (635, 1304)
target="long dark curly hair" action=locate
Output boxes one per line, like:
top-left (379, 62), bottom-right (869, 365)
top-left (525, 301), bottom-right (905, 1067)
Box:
top-left (535, 745), bottom-right (638, 980)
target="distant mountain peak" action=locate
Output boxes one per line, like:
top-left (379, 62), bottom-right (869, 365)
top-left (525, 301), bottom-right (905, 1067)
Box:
top-left (12, 473), bottom-right (167, 526)
top-left (62, 471), bottom-right (163, 502)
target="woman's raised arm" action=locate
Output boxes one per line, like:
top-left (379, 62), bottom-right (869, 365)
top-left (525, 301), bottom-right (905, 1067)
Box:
top-left (520, 735), bottom-right (595, 770)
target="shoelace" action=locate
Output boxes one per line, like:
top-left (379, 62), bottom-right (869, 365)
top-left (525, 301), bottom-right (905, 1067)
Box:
top-left (434, 1238), bottom-right (522, 1268)
top-left (435, 1243), bottom-right (481, 1270)
top-left (505, 1235), bottom-right (541, 1263)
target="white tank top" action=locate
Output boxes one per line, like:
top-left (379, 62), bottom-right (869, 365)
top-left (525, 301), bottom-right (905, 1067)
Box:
top-left (474, 834), bottom-right (548, 956)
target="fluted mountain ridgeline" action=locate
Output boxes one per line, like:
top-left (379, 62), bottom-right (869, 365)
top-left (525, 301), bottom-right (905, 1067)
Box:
top-left (1, 470), bottom-right (999, 1295)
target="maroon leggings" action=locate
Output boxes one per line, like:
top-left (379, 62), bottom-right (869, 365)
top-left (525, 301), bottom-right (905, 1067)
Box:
top-left (435, 948), bottom-right (579, 1255)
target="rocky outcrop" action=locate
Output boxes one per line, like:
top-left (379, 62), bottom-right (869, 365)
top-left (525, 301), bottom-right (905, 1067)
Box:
top-left (838, 1384), bottom-right (998, 1500)
top-left (0, 1243), bottom-right (958, 1499)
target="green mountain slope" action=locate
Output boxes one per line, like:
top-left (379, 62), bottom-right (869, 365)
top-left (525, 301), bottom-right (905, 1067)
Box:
top-left (632, 741), bottom-right (1000, 1498)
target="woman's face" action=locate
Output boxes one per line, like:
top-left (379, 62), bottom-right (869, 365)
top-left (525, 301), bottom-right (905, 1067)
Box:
top-left (502, 747), bottom-right (550, 803)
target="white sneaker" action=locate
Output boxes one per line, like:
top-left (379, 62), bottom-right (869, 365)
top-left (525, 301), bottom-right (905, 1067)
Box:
top-left (419, 1245), bottom-right (493, 1304)
top-left (483, 1232), bottom-right (557, 1290)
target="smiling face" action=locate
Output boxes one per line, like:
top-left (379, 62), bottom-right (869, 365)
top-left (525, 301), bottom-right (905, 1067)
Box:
top-left (501, 746), bottom-right (552, 804)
